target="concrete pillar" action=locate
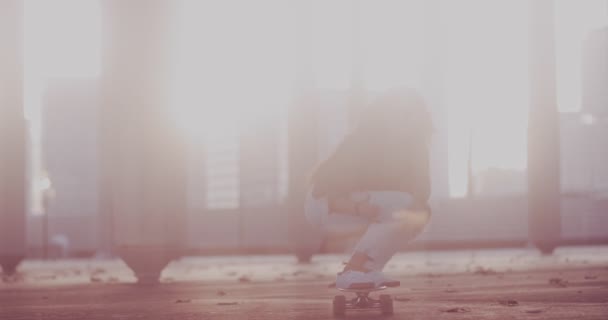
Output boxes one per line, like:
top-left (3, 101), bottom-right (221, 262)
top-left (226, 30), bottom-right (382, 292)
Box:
top-left (528, 0), bottom-right (561, 254)
top-left (288, 0), bottom-right (323, 263)
top-left (0, 0), bottom-right (26, 276)
top-left (100, 0), bottom-right (188, 283)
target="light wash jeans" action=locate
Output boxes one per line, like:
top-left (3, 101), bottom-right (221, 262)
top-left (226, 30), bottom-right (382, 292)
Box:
top-left (305, 190), bottom-right (426, 271)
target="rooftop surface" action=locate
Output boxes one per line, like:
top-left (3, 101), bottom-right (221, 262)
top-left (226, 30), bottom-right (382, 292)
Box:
top-left (2, 246), bottom-right (608, 319)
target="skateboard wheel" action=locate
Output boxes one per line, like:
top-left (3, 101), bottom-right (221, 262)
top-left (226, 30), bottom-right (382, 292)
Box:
top-left (333, 295), bottom-right (346, 317)
top-left (379, 294), bottom-right (393, 315)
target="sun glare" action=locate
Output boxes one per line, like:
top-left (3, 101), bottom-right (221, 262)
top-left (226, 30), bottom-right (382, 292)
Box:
top-left (169, 0), bottom-right (607, 198)
top-left (23, 0), bottom-right (607, 201)
top-left (169, 0), bottom-right (294, 144)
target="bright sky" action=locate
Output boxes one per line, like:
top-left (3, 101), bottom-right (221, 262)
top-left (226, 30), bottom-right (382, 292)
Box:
top-left (24, 0), bottom-right (101, 120)
top-left (23, 0), bottom-right (608, 201)
top-left (23, 0), bottom-right (101, 214)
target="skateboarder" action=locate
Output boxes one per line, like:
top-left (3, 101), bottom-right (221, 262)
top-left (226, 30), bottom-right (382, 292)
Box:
top-left (305, 88), bottom-right (432, 290)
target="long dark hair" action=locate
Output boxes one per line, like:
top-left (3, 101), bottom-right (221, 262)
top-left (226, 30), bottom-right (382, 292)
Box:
top-left (311, 88), bottom-right (433, 200)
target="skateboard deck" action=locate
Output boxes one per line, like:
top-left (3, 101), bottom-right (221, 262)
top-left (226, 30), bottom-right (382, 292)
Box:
top-left (332, 283), bottom-right (398, 317)
top-left (338, 285), bottom-right (387, 293)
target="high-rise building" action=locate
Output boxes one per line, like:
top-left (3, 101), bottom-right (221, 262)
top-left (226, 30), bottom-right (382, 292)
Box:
top-left (582, 26), bottom-right (608, 117)
top-left (560, 113), bottom-right (608, 196)
top-left (240, 120), bottom-right (283, 207)
top-left (575, 25), bottom-right (608, 195)
top-left (40, 78), bottom-right (100, 254)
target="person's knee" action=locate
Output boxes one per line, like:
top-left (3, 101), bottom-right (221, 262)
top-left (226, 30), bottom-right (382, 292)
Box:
top-left (392, 209), bottom-right (430, 237)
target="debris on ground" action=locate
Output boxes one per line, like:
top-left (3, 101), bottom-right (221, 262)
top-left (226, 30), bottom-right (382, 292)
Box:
top-left (584, 275), bottom-right (598, 280)
top-left (54, 270), bottom-right (69, 277)
top-left (175, 299), bottom-right (191, 303)
top-left (549, 277), bottom-right (569, 288)
top-left (226, 271), bottom-right (238, 277)
top-left (525, 309), bottom-right (544, 314)
top-left (421, 273), bottom-right (441, 278)
top-left (444, 289), bottom-right (459, 293)
top-left (394, 296), bottom-right (411, 302)
top-left (91, 268), bottom-right (106, 275)
top-left (89, 276), bottom-right (103, 283)
top-left (473, 267), bottom-right (497, 275)
top-left (497, 299), bottom-right (519, 306)
top-left (217, 302), bottom-right (238, 306)
top-left (237, 276), bottom-right (251, 283)
top-left (216, 290), bottom-right (227, 296)
top-left (34, 275), bottom-right (57, 281)
top-left (440, 307), bottom-right (471, 313)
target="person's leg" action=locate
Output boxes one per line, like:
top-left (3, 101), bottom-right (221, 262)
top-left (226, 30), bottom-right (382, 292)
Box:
top-left (306, 189), bottom-right (426, 269)
top-left (305, 192), bottom-right (370, 272)
top-left (305, 190), bottom-right (429, 287)
top-left (305, 189), bottom-right (369, 236)
top-left (331, 191), bottom-right (429, 287)
top-left (351, 191), bottom-right (430, 272)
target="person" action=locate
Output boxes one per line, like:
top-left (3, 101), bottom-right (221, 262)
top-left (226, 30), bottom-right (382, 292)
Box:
top-left (304, 88), bottom-right (433, 289)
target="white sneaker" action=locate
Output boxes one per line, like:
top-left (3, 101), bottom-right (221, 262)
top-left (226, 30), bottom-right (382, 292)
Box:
top-left (335, 270), bottom-right (375, 289)
top-left (368, 271), bottom-right (400, 288)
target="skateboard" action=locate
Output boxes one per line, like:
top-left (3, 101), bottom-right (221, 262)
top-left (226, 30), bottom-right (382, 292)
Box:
top-left (332, 284), bottom-right (396, 317)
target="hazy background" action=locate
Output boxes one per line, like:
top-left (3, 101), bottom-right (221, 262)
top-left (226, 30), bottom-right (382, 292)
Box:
top-left (1, 0), bottom-right (607, 269)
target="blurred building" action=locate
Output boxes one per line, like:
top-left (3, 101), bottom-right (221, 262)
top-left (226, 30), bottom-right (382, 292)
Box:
top-left (563, 25), bottom-right (608, 197)
top-left (582, 26), bottom-right (608, 118)
top-left (474, 168), bottom-right (527, 196)
top-left (560, 113), bottom-right (601, 195)
top-left (186, 114), bottom-right (285, 211)
top-left (186, 108), bottom-right (288, 251)
top-left (240, 121), bottom-right (284, 207)
top-left (39, 78), bottom-right (100, 255)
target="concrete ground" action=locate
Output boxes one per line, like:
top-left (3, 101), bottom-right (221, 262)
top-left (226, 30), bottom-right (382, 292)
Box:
top-left (2, 246), bottom-right (608, 320)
